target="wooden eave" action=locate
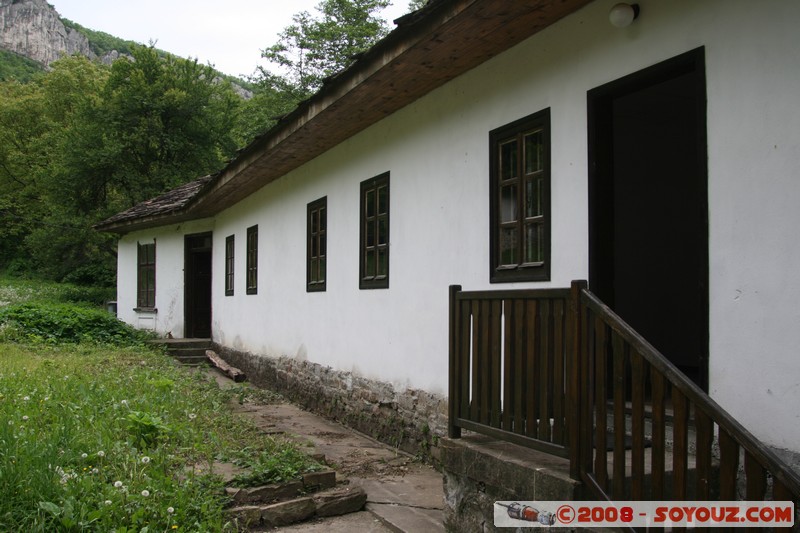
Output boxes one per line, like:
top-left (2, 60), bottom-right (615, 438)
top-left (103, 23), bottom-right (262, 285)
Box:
top-left (99, 0), bottom-right (591, 234)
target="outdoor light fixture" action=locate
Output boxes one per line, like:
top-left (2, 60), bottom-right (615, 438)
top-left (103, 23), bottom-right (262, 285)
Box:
top-left (609, 3), bottom-right (640, 28)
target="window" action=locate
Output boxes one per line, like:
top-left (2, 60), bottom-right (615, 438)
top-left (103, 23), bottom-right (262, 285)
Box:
top-left (224, 235), bottom-right (235, 296)
top-left (307, 197), bottom-right (327, 292)
top-left (246, 225), bottom-right (258, 295)
top-left (137, 241), bottom-right (156, 309)
top-left (490, 109), bottom-right (550, 282)
top-left (360, 172), bottom-right (389, 289)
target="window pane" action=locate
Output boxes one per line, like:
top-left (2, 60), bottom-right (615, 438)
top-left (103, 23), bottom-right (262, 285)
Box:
top-left (377, 248), bottom-right (388, 277)
top-left (500, 140), bottom-right (518, 181)
top-left (320, 234), bottom-right (326, 256)
top-left (366, 220), bottom-right (376, 247)
top-left (365, 250), bottom-right (376, 278)
top-left (378, 217), bottom-right (388, 245)
top-left (311, 209), bottom-right (319, 234)
top-left (310, 258), bottom-right (318, 282)
top-left (501, 185), bottom-right (517, 223)
top-left (319, 258), bottom-right (326, 282)
top-left (525, 176), bottom-right (543, 218)
top-left (525, 129), bottom-right (544, 174)
top-left (525, 223), bottom-right (544, 263)
top-left (319, 207), bottom-right (326, 231)
top-left (366, 189), bottom-right (376, 218)
top-left (360, 173), bottom-right (389, 289)
top-left (311, 234), bottom-right (318, 256)
top-left (378, 185), bottom-right (388, 215)
top-left (500, 227), bottom-right (518, 266)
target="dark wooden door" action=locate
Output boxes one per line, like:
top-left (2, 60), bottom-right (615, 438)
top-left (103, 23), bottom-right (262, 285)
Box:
top-left (185, 233), bottom-right (212, 339)
top-left (588, 49), bottom-right (708, 389)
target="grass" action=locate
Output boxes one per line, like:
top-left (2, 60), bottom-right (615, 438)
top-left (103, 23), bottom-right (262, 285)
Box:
top-left (0, 276), bottom-right (322, 531)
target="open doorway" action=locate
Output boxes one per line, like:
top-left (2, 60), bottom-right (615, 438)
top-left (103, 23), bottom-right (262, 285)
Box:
top-left (185, 233), bottom-right (212, 339)
top-left (588, 48), bottom-right (708, 389)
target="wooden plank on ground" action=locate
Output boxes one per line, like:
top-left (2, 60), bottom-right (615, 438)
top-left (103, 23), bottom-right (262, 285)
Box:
top-left (206, 350), bottom-right (246, 382)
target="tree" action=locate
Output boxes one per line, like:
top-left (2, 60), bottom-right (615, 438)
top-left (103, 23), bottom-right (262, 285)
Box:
top-left (0, 49), bottom-right (244, 284)
top-left (250, 0), bottom-right (390, 124)
top-left (94, 45), bottom-right (241, 209)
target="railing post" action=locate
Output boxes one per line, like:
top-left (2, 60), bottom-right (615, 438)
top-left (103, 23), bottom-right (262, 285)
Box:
top-left (448, 284), bottom-right (462, 438)
top-left (568, 280), bottom-right (587, 478)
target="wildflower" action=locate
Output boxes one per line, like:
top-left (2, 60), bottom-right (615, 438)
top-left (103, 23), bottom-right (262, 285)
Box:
top-left (167, 507), bottom-right (175, 514)
top-left (141, 456), bottom-right (151, 464)
top-left (188, 413), bottom-right (197, 420)
top-left (97, 451), bottom-right (105, 457)
top-left (92, 468), bottom-right (99, 474)
top-left (104, 500), bottom-right (112, 506)
top-left (120, 400), bottom-right (128, 405)
top-left (114, 481), bottom-right (123, 488)
top-left (21, 416), bottom-right (28, 421)
top-left (81, 453), bottom-right (88, 459)
top-left (23, 396), bottom-right (29, 401)
top-left (141, 490), bottom-right (150, 497)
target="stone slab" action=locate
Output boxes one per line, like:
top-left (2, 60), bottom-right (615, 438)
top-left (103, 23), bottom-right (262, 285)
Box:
top-left (262, 497), bottom-right (316, 527)
top-left (274, 510), bottom-right (394, 532)
top-left (314, 486), bottom-right (368, 517)
top-left (226, 480), bottom-right (304, 504)
top-left (303, 470), bottom-right (336, 490)
top-left (367, 502), bottom-right (445, 533)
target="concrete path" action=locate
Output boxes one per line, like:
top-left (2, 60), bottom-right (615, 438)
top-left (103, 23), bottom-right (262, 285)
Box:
top-left (207, 368), bottom-right (445, 532)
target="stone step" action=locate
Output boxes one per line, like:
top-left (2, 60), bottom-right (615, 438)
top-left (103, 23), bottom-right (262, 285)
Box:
top-left (172, 354), bottom-right (209, 366)
top-left (227, 485), bottom-right (367, 529)
top-left (226, 471), bottom-right (337, 506)
top-left (149, 338), bottom-right (212, 365)
top-left (150, 338), bottom-right (212, 349)
top-left (168, 347), bottom-right (209, 358)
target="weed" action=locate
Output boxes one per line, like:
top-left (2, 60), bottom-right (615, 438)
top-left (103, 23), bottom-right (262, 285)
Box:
top-left (0, 342), bottom-right (319, 531)
top-left (0, 302), bottom-right (153, 345)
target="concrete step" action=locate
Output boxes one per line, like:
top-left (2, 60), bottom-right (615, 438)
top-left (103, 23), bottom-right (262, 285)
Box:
top-left (149, 338), bottom-right (212, 365)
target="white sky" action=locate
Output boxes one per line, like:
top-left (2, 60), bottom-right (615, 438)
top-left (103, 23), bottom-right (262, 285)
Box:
top-left (49, 0), bottom-right (411, 79)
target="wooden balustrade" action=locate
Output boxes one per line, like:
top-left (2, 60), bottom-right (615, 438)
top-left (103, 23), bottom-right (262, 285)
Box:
top-left (448, 281), bottom-right (800, 511)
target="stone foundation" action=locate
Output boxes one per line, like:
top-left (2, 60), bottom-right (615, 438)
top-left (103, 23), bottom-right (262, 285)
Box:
top-left (212, 344), bottom-right (447, 461)
top-left (441, 435), bottom-right (586, 532)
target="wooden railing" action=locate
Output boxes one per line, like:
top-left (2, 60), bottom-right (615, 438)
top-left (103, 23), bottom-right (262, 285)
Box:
top-left (448, 284), bottom-right (581, 472)
top-left (448, 281), bottom-right (800, 508)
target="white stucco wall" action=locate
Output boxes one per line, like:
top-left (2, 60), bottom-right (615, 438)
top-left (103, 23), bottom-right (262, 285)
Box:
top-left (117, 219), bottom-right (214, 338)
top-left (116, 0), bottom-right (800, 453)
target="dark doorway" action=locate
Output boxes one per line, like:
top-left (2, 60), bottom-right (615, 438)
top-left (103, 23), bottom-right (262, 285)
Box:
top-left (588, 48), bottom-right (708, 390)
top-left (185, 233), bottom-right (212, 339)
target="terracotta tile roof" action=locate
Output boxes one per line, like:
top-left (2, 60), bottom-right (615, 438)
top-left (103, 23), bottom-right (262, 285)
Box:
top-left (94, 175), bottom-right (212, 231)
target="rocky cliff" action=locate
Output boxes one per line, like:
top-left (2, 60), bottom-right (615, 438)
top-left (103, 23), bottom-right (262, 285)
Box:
top-left (0, 0), bottom-right (98, 66)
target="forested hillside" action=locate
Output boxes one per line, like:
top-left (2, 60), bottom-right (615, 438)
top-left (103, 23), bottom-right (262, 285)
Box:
top-left (0, 0), bottom-right (409, 286)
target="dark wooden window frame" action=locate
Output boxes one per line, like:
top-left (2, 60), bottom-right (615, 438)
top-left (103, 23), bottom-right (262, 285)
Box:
top-left (246, 225), bottom-right (258, 295)
top-left (489, 108), bottom-right (551, 283)
top-left (359, 172), bottom-right (390, 290)
top-left (307, 196), bottom-right (327, 292)
top-left (136, 240), bottom-right (156, 310)
top-left (224, 234), bottom-right (235, 296)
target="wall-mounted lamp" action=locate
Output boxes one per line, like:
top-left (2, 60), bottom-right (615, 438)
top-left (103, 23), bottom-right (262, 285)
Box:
top-left (609, 3), bottom-right (640, 28)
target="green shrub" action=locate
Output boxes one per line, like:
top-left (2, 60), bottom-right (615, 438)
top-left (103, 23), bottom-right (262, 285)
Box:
top-left (0, 302), bottom-right (151, 345)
